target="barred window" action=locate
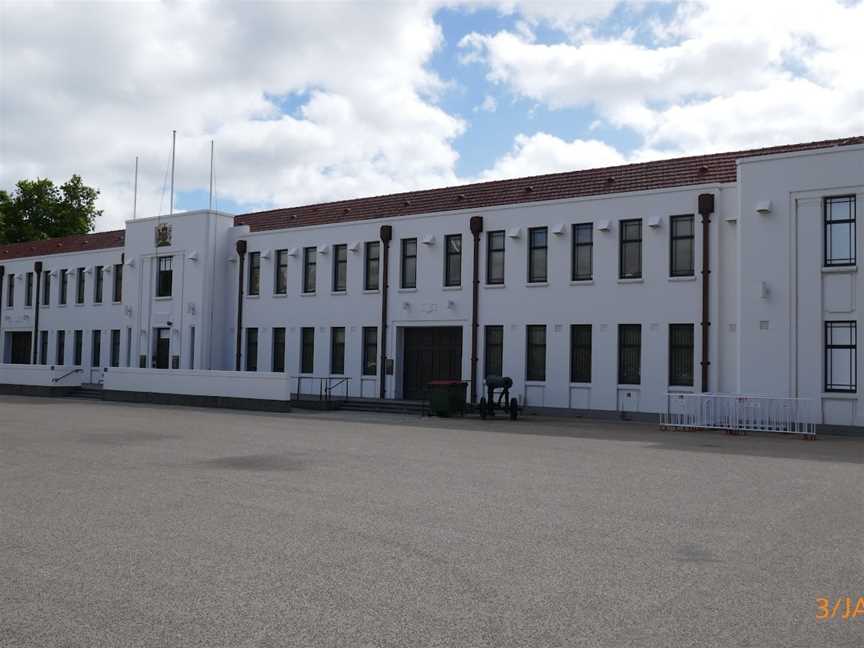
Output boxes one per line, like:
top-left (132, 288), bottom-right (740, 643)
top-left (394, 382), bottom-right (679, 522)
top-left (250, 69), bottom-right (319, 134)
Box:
top-left (300, 327), bottom-right (314, 374)
top-left (56, 331), bottom-right (65, 365)
top-left (272, 327), bottom-right (286, 372)
top-left (113, 263), bottom-right (123, 302)
top-left (618, 324), bottom-right (641, 384)
top-left (275, 249), bottom-right (288, 294)
top-left (156, 257), bottom-right (172, 298)
top-left (824, 196), bottom-right (856, 267)
top-left (303, 247), bottom-right (316, 293)
top-left (25, 272), bottom-right (33, 306)
top-left (444, 234), bottom-right (462, 287)
top-left (570, 324), bottom-right (592, 383)
top-left (43, 270), bottom-right (51, 306)
top-left (619, 219), bottom-right (642, 279)
top-left (362, 327), bottom-right (378, 376)
top-left (91, 330), bottom-right (101, 367)
top-left (333, 244), bottom-right (347, 292)
top-left (73, 329), bottom-right (83, 366)
top-left (572, 223), bottom-right (593, 281)
top-left (39, 331), bottom-right (48, 365)
top-left (669, 323), bottom-right (694, 386)
top-left (825, 321), bottom-right (856, 392)
top-left (484, 325), bottom-right (503, 379)
top-left (248, 252), bottom-right (260, 296)
top-left (59, 269), bottom-right (68, 305)
top-left (245, 328), bottom-right (258, 371)
top-left (5, 273), bottom-right (12, 307)
top-left (364, 241), bottom-right (380, 291)
top-left (330, 327), bottom-right (345, 374)
top-left (528, 227), bottom-right (548, 283)
top-left (94, 265), bottom-right (104, 303)
top-left (401, 238), bottom-right (417, 289)
top-left (110, 329), bottom-right (121, 368)
top-left (670, 215), bottom-right (695, 277)
top-left (526, 325), bottom-right (546, 381)
top-left (487, 230), bottom-right (505, 285)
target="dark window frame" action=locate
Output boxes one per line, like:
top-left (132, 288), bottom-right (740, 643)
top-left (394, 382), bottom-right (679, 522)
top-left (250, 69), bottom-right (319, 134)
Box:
top-left (825, 320), bottom-right (857, 392)
top-left (333, 244), bottom-right (348, 292)
top-left (39, 330), bottom-right (48, 365)
top-left (274, 249), bottom-right (288, 295)
top-left (5, 274), bottom-right (12, 307)
top-left (484, 325), bottom-right (504, 379)
top-left (401, 238), bottom-right (417, 289)
top-left (302, 247), bottom-right (317, 294)
top-left (444, 234), bottom-right (462, 287)
top-left (42, 270), bottom-right (50, 306)
top-left (110, 329), bottom-right (121, 368)
top-left (824, 195), bottom-right (857, 267)
top-left (245, 328), bottom-right (258, 371)
top-left (156, 256), bottom-right (173, 298)
top-left (571, 223), bottom-right (593, 281)
top-left (362, 326), bottom-right (377, 376)
top-left (56, 330), bottom-right (65, 365)
top-left (272, 327), bottom-right (286, 372)
top-left (526, 324), bottom-right (547, 381)
top-left (94, 265), bottom-right (104, 303)
top-left (668, 323), bottom-right (695, 387)
top-left (670, 215), bottom-right (695, 277)
top-left (527, 227), bottom-right (548, 283)
top-left (330, 327), bottom-right (345, 375)
top-left (73, 329), bottom-right (83, 366)
top-left (91, 329), bottom-right (101, 367)
top-left (364, 241), bottom-right (380, 291)
top-left (25, 272), bottom-right (33, 306)
top-left (570, 324), bottom-right (592, 383)
top-left (300, 327), bottom-right (315, 374)
top-left (248, 251), bottom-right (261, 296)
top-left (619, 219), bottom-right (643, 279)
top-left (486, 230), bottom-right (505, 285)
top-left (59, 269), bottom-right (68, 305)
top-left (112, 263), bottom-right (123, 302)
top-left (76, 268), bottom-right (85, 304)
top-left (618, 324), bottom-right (642, 385)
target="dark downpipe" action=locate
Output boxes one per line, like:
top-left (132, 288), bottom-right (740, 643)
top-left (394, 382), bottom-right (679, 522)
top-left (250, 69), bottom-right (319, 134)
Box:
top-left (378, 225), bottom-right (392, 399)
top-left (469, 215), bottom-right (483, 404)
top-left (0, 265), bottom-right (4, 362)
top-left (698, 193), bottom-right (715, 393)
top-left (31, 261), bottom-right (43, 364)
top-left (234, 240), bottom-right (247, 371)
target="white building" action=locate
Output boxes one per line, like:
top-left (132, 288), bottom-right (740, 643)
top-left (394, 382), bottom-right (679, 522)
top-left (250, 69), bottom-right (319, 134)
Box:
top-left (1, 136), bottom-right (862, 426)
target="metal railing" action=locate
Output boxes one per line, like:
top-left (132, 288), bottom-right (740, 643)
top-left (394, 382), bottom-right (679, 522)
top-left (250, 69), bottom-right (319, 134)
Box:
top-left (51, 368), bottom-right (83, 383)
top-left (661, 393), bottom-right (816, 437)
top-left (292, 376), bottom-right (351, 401)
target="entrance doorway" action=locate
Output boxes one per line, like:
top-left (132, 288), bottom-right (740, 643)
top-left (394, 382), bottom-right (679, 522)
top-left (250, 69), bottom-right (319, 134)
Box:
top-left (402, 326), bottom-right (462, 400)
top-left (8, 332), bottom-right (32, 364)
top-left (153, 328), bottom-right (170, 369)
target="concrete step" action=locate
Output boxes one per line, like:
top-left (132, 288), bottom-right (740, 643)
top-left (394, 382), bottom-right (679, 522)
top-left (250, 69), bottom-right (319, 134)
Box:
top-left (338, 398), bottom-right (427, 415)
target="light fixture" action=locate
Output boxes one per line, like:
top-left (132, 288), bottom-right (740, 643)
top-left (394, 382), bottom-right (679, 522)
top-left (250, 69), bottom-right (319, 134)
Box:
top-left (187, 250), bottom-right (198, 262)
top-left (756, 200), bottom-right (772, 215)
top-left (596, 220), bottom-right (611, 232)
top-left (551, 223), bottom-right (566, 235)
top-left (648, 216), bottom-right (662, 228)
top-left (318, 244), bottom-right (329, 255)
top-left (421, 234), bottom-right (436, 246)
top-left (507, 227), bottom-right (522, 239)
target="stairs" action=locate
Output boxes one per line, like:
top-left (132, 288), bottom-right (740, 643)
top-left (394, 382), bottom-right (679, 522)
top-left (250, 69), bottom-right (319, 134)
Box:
top-left (337, 397), bottom-right (427, 416)
top-left (68, 383), bottom-right (104, 400)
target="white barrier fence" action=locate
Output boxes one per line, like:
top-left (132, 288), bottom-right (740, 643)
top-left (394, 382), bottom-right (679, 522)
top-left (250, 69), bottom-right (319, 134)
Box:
top-left (661, 393), bottom-right (817, 437)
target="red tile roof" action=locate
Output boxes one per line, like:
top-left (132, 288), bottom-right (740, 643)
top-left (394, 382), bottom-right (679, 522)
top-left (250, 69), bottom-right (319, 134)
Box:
top-left (0, 230), bottom-right (125, 263)
top-left (235, 136), bottom-right (864, 233)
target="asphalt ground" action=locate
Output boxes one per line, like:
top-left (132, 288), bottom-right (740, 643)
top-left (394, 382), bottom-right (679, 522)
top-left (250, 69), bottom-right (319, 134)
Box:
top-left (1, 395), bottom-right (862, 647)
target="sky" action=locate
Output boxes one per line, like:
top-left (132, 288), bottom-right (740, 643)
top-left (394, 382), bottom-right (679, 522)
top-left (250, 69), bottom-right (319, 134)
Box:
top-left (1, 0), bottom-right (863, 232)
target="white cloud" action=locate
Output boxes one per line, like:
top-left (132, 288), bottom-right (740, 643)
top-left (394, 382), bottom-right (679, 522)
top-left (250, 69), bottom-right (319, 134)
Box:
top-left (475, 95), bottom-right (498, 112)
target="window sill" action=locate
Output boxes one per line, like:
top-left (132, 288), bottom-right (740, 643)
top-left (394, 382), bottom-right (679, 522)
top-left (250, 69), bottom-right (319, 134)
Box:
top-left (154, 296), bottom-right (172, 301)
top-left (526, 282), bottom-right (548, 288)
top-left (822, 265), bottom-right (857, 274)
top-left (272, 293), bottom-right (288, 298)
top-left (300, 292), bottom-right (317, 297)
top-left (525, 380), bottom-right (546, 385)
top-left (569, 280), bottom-right (593, 286)
top-left (668, 275), bottom-right (697, 282)
top-left (668, 386), bottom-right (695, 393)
top-left (111, 301), bottom-right (121, 305)
top-left (617, 384), bottom-right (641, 389)
top-left (617, 278), bottom-right (644, 284)
top-left (362, 289), bottom-right (380, 295)
top-left (822, 391), bottom-right (857, 399)
top-left (569, 382), bottom-right (592, 386)
top-left (442, 285), bottom-right (462, 291)
top-left (484, 283), bottom-right (506, 289)
top-left (331, 290), bottom-right (348, 296)
top-left (398, 287), bottom-right (418, 293)
top-left (246, 294), bottom-right (260, 299)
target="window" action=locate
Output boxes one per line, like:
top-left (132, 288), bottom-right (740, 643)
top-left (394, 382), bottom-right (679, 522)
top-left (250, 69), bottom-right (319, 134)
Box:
top-left (189, 327), bottom-right (195, 369)
top-left (401, 238), bottom-right (417, 289)
top-left (73, 330), bottom-right (83, 366)
top-left (300, 327), bottom-right (315, 374)
top-left (113, 263), bottom-right (123, 302)
top-left (528, 227), bottom-right (548, 283)
top-left (42, 270), bottom-right (51, 306)
top-left (486, 230), bottom-right (505, 285)
top-left (245, 328), bottom-right (258, 371)
top-left (670, 215), bottom-right (695, 277)
top-left (526, 325), bottom-right (546, 381)
top-left (618, 324), bottom-right (641, 384)
top-left (669, 324), bottom-right (694, 386)
top-left (303, 247), bottom-right (316, 293)
top-left (824, 195), bottom-right (857, 267)
top-left (275, 249), bottom-right (288, 294)
top-left (362, 327), bottom-right (377, 376)
top-left (825, 321), bottom-right (857, 392)
top-left (91, 330), bottom-right (101, 367)
top-left (248, 251), bottom-right (260, 296)
top-left (156, 256), bottom-right (172, 297)
top-left (94, 265), bottom-right (104, 303)
top-left (110, 329), bottom-right (121, 367)
top-left (59, 269), bottom-right (68, 305)
top-left (620, 219), bottom-right (642, 279)
top-left (364, 241), bottom-right (380, 291)
top-left (484, 325), bottom-right (503, 379)
top-left (25, 272), bottom-right (33, 306)
top-left (333, 244), bottom-right (347, 292)
top-left (56, 331), bottom-right (65, 365)
top-left (272, 327), bottom-right (286, 372)
top-left (5, 274), bottom-right (12, 307)
top-left (570, 325), bottom-right (592, 383)
top-left (330, 327), bottom-right (345, 374)
top-left (444, 234), bottom-right (462, 287)
top-left (572, 224), bottom-right (593, 281)
top-left (76, 268), bottom-right (85, 303)
top-left (39, 331), bottom-right (48, 365)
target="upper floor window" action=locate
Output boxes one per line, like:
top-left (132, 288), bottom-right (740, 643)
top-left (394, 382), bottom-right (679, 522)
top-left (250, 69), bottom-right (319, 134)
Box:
top-left (112, 263), bottom-right (123, 302)
top-left (669, 323), bottom-right (694, 386)
top-left (527, 227), bottom-right (547, 283)
top-left (6, 273), bottom-right (14, 307)
top-left (401, 238), bottom-right (417, 289)
top-left (571, 223), bottom-right (593, 281)
top-left (275, 249), bottom-right (288, 294)
top-left (303, 247), bottom-right (317, 293)
top-left (25, 272), bottom-right (33, 306)
top-left (619, 219), bottom-right (642, 279)
top-left (824, 195), bottom-right (856, 267)
top-left (76, 268), bottom-right (85, 303)
top-left (825, 321), bottom-right (857, 392)
top-left (248, 251), bottom-right (260, 296)
top-left (156, 256), bottom-right (172, 298)
top-left (333, 244), bottom-right (347, 292)
top-left (42, 270), bottom-right (51, 306)
top-left (444, 234), bottom-right (462, 287)
top-left (364, 241), bottom-right (380, 291)
top-left (486, 230), bottom-right (505, 285)
top-left (670, 215), bottom-right (695, 277)
top-left (59, 269), bottom-right (68, 305)
top-left (94, 265), bottom-right (104, 303)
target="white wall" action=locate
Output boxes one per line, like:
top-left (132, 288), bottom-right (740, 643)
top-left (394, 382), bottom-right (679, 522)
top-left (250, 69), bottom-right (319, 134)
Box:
top-left (102, 367), bottom-right (292, 400)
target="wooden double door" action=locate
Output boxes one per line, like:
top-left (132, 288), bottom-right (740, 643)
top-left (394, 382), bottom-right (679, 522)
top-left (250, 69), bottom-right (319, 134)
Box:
top-left (402, 327), bottom-right (462, 400)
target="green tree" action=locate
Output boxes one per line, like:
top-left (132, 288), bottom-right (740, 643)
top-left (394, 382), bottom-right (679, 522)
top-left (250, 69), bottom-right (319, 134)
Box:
top-left (0, 175), bottom-right (101, 244)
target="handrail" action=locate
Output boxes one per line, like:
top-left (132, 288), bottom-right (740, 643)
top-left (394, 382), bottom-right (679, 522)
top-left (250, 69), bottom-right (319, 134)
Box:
top-left (291, 376), bottom-right (352, 401)
top-left (52, 368), bottom-right (83, 383)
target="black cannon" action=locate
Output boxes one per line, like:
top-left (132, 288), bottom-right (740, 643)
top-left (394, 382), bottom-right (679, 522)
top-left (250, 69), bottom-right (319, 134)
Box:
top-left (480, 376), bottom-right (518, 420)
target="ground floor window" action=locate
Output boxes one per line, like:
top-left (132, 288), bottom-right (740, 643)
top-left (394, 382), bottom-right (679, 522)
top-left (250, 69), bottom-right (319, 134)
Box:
top-left (570, 325), bottom-right (591, 383)
top-left (245, 328), bottom-right (258, 371)
top-left (300, 327), bottom-right (314, 374)
top-left (484, 325), bottom-right (503, 378)
top-left (39, 331), bottom-right (48, 365)
top-left (668, 323), bottom-right (694, 386)
top-left (272, 327), bottom-right (286, 372)
top-left (825, 321), bottom-right (857, 392)
top-left (56, 331), bottom-right (65, 365)
top-left (330, 327), bottom-right (345, 374)
top-left (618, 324), bottom-right (641, 385)
top-left (362, 327), bottom-right (377, 376)
top-left (526, 325), bottom-right (546, 381)
top-left (110, 329), bottom-right (121, 368)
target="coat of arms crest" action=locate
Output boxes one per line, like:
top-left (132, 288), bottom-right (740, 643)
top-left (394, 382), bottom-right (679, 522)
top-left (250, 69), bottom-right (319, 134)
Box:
top-left (155, 223), bottom-right (172, 247)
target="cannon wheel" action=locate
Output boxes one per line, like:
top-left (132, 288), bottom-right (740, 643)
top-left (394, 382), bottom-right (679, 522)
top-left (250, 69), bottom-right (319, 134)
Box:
top-left (509, 397), bottom-right (518, 420)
